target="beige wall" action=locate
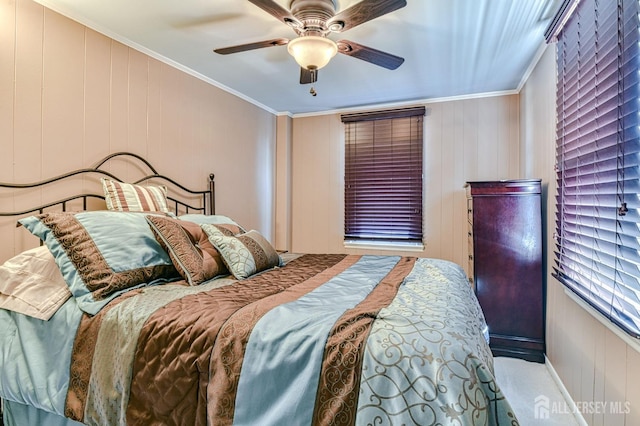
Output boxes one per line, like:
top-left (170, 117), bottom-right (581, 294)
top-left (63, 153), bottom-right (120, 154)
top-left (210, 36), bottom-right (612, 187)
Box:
top-left (0, 0), bottom-right (277, 263)
top-left (274, 114), bottom-right (292, 252)
top-left (521, 44), bottom-right (640, 425)
top-left (288, 95), bottom-right (520, 272)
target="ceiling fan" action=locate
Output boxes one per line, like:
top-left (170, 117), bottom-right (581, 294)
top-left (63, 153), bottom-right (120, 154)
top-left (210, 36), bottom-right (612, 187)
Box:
top-left (214, 0), bottom-right (407, 85)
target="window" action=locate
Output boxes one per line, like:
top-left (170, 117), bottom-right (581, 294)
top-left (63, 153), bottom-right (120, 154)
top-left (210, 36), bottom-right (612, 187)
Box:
top-left (341, 107), bottom-right (425, 245)
top-left (547, 0), bottom-right (640, 337)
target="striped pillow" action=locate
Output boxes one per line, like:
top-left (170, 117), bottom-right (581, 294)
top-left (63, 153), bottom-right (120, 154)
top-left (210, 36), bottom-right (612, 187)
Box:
top-left (101, 178), bottom-right (170, 213)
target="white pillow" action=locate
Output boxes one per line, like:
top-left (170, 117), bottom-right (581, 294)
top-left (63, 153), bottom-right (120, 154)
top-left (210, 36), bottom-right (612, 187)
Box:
top-left (0, 246), bottom-right (71, 320)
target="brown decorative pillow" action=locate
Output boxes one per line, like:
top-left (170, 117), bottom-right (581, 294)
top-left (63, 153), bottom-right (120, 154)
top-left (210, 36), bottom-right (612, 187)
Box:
top-left (146, 216), bottom-right (234, 285)
top-left (178, 214), bottom-right (246, 235)
top-left (102, 178), bottom-right (170, 213)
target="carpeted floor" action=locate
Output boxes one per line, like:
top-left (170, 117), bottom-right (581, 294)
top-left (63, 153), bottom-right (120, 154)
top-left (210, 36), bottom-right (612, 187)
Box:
top-left (494, 356), bottom-right (582, 425)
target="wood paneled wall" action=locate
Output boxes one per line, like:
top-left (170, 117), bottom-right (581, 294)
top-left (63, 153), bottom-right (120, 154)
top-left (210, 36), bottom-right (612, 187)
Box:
top-left (288, 94), bottom-right (520, 272)
top-left (0, 0), bottom-right (277, 263)
top-left (521, 44), bottom-right (640, 426)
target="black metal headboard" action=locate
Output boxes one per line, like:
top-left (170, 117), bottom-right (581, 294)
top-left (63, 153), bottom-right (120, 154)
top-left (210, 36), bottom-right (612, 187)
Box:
top-left (0, 152), bottom-right (215, 216)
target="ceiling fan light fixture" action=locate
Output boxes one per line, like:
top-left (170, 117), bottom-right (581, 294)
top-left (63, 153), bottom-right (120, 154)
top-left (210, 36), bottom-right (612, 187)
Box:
top-left (287, 36), bottom-right (338, 70)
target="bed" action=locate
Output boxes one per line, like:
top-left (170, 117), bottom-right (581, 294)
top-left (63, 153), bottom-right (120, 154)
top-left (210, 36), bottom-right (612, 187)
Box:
top-left (0, 153), bottom-right (519, 426)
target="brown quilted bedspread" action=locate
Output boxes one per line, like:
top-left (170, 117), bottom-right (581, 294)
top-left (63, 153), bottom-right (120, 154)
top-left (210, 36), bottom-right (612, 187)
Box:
top-left (66, 254), bottom-right (349, 425)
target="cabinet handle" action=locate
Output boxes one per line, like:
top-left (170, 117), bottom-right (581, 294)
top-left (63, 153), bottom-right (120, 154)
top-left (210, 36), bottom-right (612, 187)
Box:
top-left (468, 231), bottom-right (472, 237)
top-left (469, 255), bottom-right (473, 260)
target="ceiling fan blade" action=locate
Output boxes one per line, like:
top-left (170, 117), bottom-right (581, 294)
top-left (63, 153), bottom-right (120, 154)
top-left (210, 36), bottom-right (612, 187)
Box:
top-left (300, 67), bottom-right (318, 84)
top-left (214, 38), bottom-right (289, 55)
top-left (337, 40), bottom-right (404, 70)
top-left (248, 0), bottom-right (302, 27)
top-left (328, 0), bottom-right (407, 32)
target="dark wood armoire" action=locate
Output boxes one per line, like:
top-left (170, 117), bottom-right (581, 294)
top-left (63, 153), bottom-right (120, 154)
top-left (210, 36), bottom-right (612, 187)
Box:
top-left (465, 179), bottom-right (545, 363)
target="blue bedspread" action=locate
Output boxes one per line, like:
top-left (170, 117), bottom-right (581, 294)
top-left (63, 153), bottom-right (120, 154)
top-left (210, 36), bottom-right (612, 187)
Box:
top-left (0, 255), bottom-right (518, 426)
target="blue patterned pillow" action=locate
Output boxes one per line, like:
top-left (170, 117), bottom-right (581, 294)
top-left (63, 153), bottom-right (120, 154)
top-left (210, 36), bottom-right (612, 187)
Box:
top-left (201, 225), bottom-right (281, 280)
top-left (19, 211), bottom-right (179, 314)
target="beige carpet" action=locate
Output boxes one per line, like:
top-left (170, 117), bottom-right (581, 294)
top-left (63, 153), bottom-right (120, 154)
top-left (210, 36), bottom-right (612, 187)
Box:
top-left (494, 356), bottom-right (582, 425)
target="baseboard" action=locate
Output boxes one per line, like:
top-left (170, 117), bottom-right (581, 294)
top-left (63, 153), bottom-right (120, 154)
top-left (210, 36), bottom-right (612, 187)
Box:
top-left (544, 355), bottom-right (588, 426)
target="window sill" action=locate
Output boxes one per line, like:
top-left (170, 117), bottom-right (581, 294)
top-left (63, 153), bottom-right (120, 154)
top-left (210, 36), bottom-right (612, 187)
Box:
top-left (343, 240), bottom-right (425, 252)
top-left (563, 287), bottom-right (640, 354)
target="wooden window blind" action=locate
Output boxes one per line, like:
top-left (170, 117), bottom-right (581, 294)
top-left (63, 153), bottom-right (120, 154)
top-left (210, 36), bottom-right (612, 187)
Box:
top-left (342, 107), bottom-right (425, 243)
top-left (549, 0), bottom-right (640, 337)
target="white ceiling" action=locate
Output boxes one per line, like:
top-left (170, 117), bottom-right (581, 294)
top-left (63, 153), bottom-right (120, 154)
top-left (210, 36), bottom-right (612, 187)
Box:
top-left (35, 0), bottom-right (562, 116)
